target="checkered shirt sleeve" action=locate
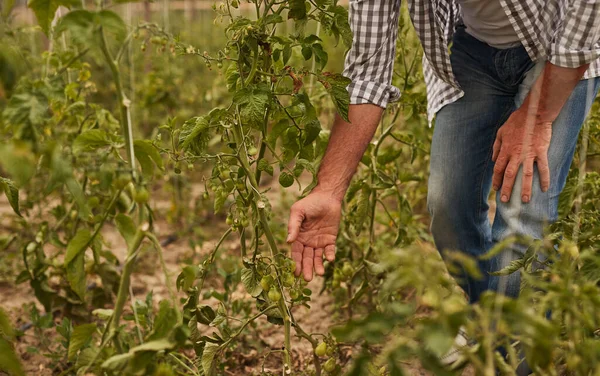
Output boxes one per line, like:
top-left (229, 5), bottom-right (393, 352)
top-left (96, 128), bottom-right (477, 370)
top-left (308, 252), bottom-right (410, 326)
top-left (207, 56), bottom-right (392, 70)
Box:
top-left (342, 0), bottom-right (402, 109)
top-left (549, 0), bottom-right (600, 68)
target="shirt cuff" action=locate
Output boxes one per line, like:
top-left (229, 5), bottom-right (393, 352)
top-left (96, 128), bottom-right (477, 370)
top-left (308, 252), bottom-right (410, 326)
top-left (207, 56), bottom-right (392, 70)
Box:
top-left (347, 80), bottom-right (401, 109)
top-left (548, 43), bottom-right (600, 68)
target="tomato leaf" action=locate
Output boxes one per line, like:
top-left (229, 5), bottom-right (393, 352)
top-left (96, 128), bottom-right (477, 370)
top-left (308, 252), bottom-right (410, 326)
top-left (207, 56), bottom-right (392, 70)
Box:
top-left (68, 323), bottom-right (97, 360)
top-left (134, 139), bottom-right (164, 177)
top-left (0, 177), bottom-right (20, 216)
top-left (27, 0), bottom-right (79, 35)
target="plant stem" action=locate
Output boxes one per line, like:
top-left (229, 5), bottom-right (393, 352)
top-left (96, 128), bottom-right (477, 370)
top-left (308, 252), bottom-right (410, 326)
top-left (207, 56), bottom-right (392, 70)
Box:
top-left (232, 118), bottom-right (293, 374)
top-left (98, 26), bottom-right (137, 180)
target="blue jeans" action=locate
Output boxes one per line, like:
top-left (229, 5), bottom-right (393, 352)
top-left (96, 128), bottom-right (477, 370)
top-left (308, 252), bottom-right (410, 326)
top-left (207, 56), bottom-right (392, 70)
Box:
top-left (428, 27), bottom-right (600, 304)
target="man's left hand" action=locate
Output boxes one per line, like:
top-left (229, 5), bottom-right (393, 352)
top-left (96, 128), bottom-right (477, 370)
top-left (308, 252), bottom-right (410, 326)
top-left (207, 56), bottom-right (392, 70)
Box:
top-left (492, 108), bottom-right (552, 204)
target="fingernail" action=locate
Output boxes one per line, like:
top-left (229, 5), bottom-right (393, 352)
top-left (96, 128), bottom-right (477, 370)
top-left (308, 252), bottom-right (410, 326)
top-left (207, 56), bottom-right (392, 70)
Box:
top-left (286, 235), bottom-right (292, 243)
top-left (501, 194), bottom-right (508, 202)
top-left (522, 195), bottom-right (529, 203)
top-left (493, 185), bottom-right (498, 191)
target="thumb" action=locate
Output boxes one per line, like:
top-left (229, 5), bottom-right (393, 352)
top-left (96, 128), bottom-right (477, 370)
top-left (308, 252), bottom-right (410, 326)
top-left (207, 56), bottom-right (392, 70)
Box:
top-left (287, 205), bottom-right (304, 243)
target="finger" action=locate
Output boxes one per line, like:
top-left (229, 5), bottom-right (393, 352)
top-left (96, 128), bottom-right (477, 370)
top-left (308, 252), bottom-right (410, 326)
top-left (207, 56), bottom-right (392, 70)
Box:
top-left (291, 242), bottom-right (303, 277)
top-left (286, 205), bottom-right (304, 243)
top-left (500, 159), bottom-right (520, 203)
top-left (536, 155), bottom-right (551, 192)
top-left (302, 247), bottom-right (314, 282)
top-left (492, 134), bottom-right (502, 162)
top-left (324, 245), bottom-right (336, 262)
top-left (492, 151), bottom-right (510, 191)
top-left (521, 158), bottom-right (534, 203)
top-left (314, 248), bottom-right (325, 276)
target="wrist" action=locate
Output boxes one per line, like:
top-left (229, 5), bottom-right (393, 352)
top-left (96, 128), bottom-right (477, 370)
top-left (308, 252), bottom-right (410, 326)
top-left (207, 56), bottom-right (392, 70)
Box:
top-left (311, 183), bottom-right (346, 203)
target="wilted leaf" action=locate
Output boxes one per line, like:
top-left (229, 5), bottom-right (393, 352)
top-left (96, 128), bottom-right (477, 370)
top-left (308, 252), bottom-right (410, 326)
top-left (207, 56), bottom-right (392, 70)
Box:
top-left (241, 268), bottom-right (263, 297)
top-left (179, 116), bottom-right (210, 155)
top-left (201, 342), bottom-right (221, 376)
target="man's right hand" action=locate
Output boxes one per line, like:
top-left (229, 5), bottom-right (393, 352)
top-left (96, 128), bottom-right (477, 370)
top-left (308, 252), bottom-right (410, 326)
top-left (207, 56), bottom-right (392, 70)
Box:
top-left (286, 190), bottom-right (342, 282)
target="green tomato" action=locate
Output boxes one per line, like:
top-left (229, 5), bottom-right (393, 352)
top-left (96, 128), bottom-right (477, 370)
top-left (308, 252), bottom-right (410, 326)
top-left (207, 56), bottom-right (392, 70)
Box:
top-left (342, 263), bottom-right (354, 278)
top-left (260, 275), bottom-right (273, 291)
top-left (217, 62), bottom-right (223, 69)
top-left (325, 344), bottom-right (335, 356)
top-left (284, 259), bottom-right (296, 272)
top-left (134, 188), bottom-right (149, 204)
top-left (323, 358), bottom-right (336, 373)
top-left (115, 175), bottom-right (131, 189)
top-left (315, 342), bottom-right (327, 357)
top-left (278, 172), bottom-right (294, 188)
top-left (289, 289), bottom-right (300, 300)
top-left (282, 273), bottom-right (295, 288)
top-left (87, 196), bottom-right (100, 209)
top-left (268, 288), bottom-right (281, 302)
top-left (331, 279), bottom-right (340, 288)
top-left (225, 216), bottom-right (233, 226)
top-left (247, 146), bottom-right (258, 156)
top-left (240, 218), bottom-right (250, 227)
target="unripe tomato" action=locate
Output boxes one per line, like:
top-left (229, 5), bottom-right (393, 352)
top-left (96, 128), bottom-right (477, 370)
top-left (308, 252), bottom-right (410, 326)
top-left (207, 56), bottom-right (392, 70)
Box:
top-left (284, 259), bottom-right (296, 272)
top-left (268, 288), bottom-right (281, 302)
top-left (240, 217), bottom-right (250, 227)
top-left (134, 188), bottom-right (149, 204)
top-left (247, 146), bottom-right (258, 156)
top-left (226, 215), bottom-right (233, 226)
top-left (342, 262), bottom-right (354, 278)
top-left (115, 175), bottom-right (131, 189)
top-left (87, 196), bottom-right (100, 209)
top-left (289, 289), bottom-right (300, 300)
top-left (323, 358), bottom-right (336, 373)
top-left (217, 61), bottom-right (223, 69)
top-left (282, 273), bottom-right (295, 288)
top-left (260, 275), bottom-right (273, 291)
top-left (315, 342), bottom-right (327, 357)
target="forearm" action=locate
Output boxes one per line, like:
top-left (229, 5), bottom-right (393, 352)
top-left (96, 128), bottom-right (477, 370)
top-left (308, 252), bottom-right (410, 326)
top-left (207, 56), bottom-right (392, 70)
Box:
top-left (522, 61), bottom-right (589, 123)
top-left (313, 104), bottom-right (384, 201)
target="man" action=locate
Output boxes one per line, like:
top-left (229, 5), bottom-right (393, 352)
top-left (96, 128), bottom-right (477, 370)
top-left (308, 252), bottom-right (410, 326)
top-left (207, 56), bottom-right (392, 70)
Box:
top-left (286, 0), bottom-right (600, 305)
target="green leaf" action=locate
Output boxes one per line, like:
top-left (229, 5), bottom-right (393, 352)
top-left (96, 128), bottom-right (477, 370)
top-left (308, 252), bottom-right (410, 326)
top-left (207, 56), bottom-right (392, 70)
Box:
top-left (0, 308), bottom-right (14, 338)
top-left (233, 85), bottom-right (271, 128)
top-left (115, 214), bottom-right (136, 249)
top-left (68, 323), bottom-right (97, 360)
top-left (27, 0), bottom-right (79, 35)
top-left (3, 92), bottom-right (48, 127)
top-left (66, 251), bottom-right (86, 300)
top-left (64, 229), bottom-right (92, 266)
top-left (147, 300), bottom-right (178, 341)
top-left (0, 177), bottom-right (20, 216)
top-left (64, 229), bottom-right (91, 300)
top-left (241, 268), bottom-right (263, 297)
top-left (95, 10), bottom-right (126, 43)
top-left (201, 342), bottom-right (221, 376)
top-left (101, 352), bottom-right (132, 371)
top-left (55, 9), bottom-right (126, 47)
top-left (0, 337), bottom-right (24, 376)
top-left (134, 139), bottom-right (164, 177)
top-left (73, 129), bottom-right (118, 154)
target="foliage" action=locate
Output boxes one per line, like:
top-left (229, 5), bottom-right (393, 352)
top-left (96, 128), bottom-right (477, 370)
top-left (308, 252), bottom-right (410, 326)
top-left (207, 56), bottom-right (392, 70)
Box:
top-left (0, 0), bottom-right (600, 375)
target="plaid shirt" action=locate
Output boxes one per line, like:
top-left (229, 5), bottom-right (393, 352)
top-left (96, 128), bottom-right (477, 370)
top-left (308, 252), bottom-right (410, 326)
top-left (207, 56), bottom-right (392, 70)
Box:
top-left (343, 0), bottom-right (600, 124)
